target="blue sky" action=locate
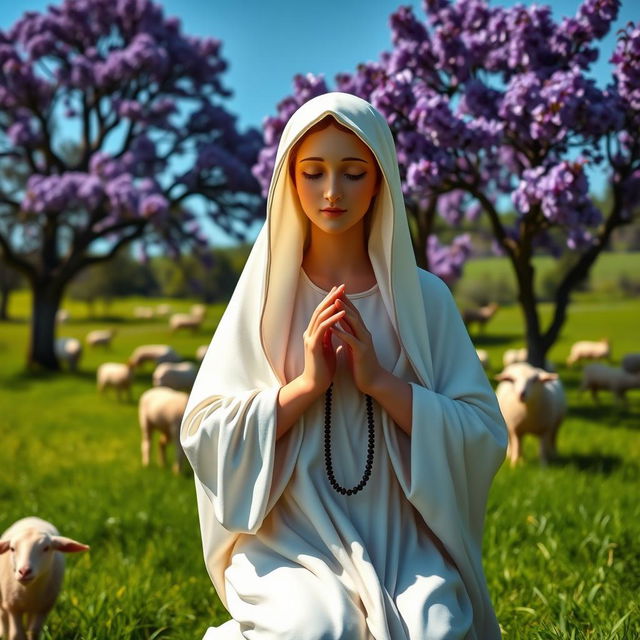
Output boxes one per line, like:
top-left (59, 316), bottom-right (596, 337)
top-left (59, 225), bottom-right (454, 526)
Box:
top-left (1, 0), bottom-right (637, 245)
top-left (1, 0), bottom-right (636, 129)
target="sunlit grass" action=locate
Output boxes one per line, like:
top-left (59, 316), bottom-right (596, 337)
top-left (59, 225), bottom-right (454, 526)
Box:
top-left (0, 286), bottom-right (638, 638)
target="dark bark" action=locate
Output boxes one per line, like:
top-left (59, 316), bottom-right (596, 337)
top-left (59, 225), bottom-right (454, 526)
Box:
top-left (28, 277), bottom-right (63, 370)
top-left (0, 285), bottom-right (9, 320)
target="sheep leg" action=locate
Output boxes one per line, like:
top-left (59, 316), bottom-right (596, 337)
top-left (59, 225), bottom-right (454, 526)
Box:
top-left (158, 432), bottom-right (168, 467)
top-left (539, 431), bottom-right (555, 465)
top-left (508, 432), bottom-right (521, 467)
top-left (141, 427), bottom-right (151, 467)
top-left (26, 611), bottom-right (47, 640)
top-left (1, 608), bottom-right (8, 638)
top-left (173, 426), bottom-right (186, 475)
top-left (7, 611), bottom-right (27, 640)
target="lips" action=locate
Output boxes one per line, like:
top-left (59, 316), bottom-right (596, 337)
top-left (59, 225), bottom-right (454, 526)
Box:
top-left (320, 208), bottom-right (346, 213)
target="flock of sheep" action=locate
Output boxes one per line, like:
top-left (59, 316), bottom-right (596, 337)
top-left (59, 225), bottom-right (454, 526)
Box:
top-left (466, 301), bottom-right (640, 468)
top-left (3, 299), bottom-right (638, 639)
top-left (1, 304), bottom-right (210, 639)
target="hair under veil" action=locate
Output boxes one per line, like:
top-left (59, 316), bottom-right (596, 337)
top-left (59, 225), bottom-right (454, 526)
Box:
top-left (181, 92), bottom-right (506, 640)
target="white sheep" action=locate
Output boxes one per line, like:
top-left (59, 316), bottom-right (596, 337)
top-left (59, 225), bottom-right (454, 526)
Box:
top-left (54, 338), bottom-right (82, 371)
top-left (97, 362), bottom-right (134, 401)
top-left (0, 517), bottom-right (89, 640)
top-left (152, 361), bottom-right (197, 392)
top-left (462, 302), bottom-right (499, 332)
top-left (85, 329), bottom-right (116, 348)
top-left (580, 363), bottom-right (640, 406)
top-left (155, 303), bottom-right (172, 317)
top-left (503, 347), bottom-right (528, 368)
top-left (55, 309), bottom-right (70, 324)
top-left (169, 312), bottom-right (203, 333)
top-left (133, 306), bottom-right (154, 319)
top-left (495, 362), bottom-right (566, 466)
top-left (190, 304), bottom-right (206, 321)
top-left (566, 338), bottom-right (611, 367)
top-left (128, 345), bottom-right (181, 370)
top-left (475, 348), bottom-right (490, 369)
top-left (621, 352), bottom-right (640, 374)
top-left (195, 344), bottom-right (208, 362)
top-left (138, 387), bottom-right (189, 474)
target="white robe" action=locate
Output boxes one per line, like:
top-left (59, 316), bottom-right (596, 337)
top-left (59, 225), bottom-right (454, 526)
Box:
top-left (181, 92), bottom-right (507, 640)
top-left (220, 269), bottom-right (473, 639)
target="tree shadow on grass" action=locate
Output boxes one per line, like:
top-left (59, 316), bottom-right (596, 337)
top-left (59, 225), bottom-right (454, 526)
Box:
top-left (549, 452), bottom-right (626, 475)
top-left (569, 404), bottom-right (640, 430)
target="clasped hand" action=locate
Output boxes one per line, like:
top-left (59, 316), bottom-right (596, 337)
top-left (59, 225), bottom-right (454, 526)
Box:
top-left (301, 283), bottom-right (384, 397)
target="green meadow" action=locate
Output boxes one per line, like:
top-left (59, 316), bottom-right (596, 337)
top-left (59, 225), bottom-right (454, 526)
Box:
top-left (0, 253), bottom-right (638, 639)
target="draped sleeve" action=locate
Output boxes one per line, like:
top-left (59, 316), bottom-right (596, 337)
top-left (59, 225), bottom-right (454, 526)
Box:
top-left (180, 387), bottom-right (280, 534)
top-left (384, 268), bottom-right (507, 639)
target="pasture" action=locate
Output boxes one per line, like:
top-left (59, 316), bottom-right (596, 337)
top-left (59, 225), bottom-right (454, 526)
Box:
top-left (0, 256), bottom-right (639, 639)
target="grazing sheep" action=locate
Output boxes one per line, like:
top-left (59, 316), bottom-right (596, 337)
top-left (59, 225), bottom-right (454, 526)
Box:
top-left (133, 306), bottom-right (154, 319)
top-left (169, 312), bottom-right (202, 333)
top-left (190, 304), bottom-right (206, 321)
top-left (0, 517), bottom-right (89, 640)
top-left (462, 302), bottom-right (499, 332)
top-left (475, 348), bottom-right (490, 369)
top-left (138, 387), bottom-right (189, 474)
top-left (495, 363), bottom-right (566, 466)
top-left (503, 347), bottom-right (528, 368)
top-left (152, 361), bottom-right (197, 392)
top-left (85, 329), bottom-right (116, 348)
top-left (128, 345), bottom-right (181, 370)
top-left (566, 338), bottom-right (611, 367)
top-left (55, 309), bottom-right (70, 324)
top-left (580, 363), bottom-right (640, 406)
top-left (97, 362), bottom-right (134, 401)
top-left (155, 303), bottom-right (172, 317)
top-left (53, 338), bottom-right (82, 371)
top-left (621, 352), bottom-right (640, 374)
top-left (196, 344), bottom-right (208, 362)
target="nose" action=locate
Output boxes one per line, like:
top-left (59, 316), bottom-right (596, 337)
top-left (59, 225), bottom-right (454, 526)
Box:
top-left (18, 566), bottom-right (32, 579)
top-left (324, 175), bottom-right (342, 205)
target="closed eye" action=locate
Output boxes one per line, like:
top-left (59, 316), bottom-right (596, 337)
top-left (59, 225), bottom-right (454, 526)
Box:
top-left (302, 172), bottom-right (322, 180)
top-left (302, 172), bottom-right (367, 181)
top-left (346, 172), bottom-right (366, 181)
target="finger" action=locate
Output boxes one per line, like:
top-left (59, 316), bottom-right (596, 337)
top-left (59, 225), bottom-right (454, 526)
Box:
top-left (316, 310), bottom-right (346, 338)
top-left (335, 299), bottom-right (367, 336)
top-left (331, 325), bottom-right (361, 349)
top-left (309, 285), bottom-right (346, 330)
top-left (313, 301), bottom-right (343, 333)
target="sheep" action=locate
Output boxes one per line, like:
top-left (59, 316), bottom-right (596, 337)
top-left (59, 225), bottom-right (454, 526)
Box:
top-left (621, 352), bottom-right (640, 374)
top-left (0, 517), bottom-right (89, 640)
top-left (155, 303), bottom-right (172, 317)
top-left (190, 304), bottom-right (206, 321)
top-left (566, 338), bottom-right (611, 367)
top-left (503, 347), bottom-right (528, 368)
top-left (97, 362), bottom-right (134, 402)
top-left (475, 348), bottom-right (490, 369)
top-left (196, 344), bottom-right (208, 362)
top-left (55, 309), bottom-right (70, 324)
top-left (138, 387), bottom-right (189, 474)
top-left (152, 361), bottom-right (197, 392)
top-left (133, 306), bottom-right (154, 319)
top-left (169, 312), bottom-right (203, 333)
top-left (127, 345), bottom-right (181, 371)
top-left (580, 363), bottom-right (640, 406)
top-left (85, 328), bottom-right (116, 348)
top-left (462, 302), bottom-right (499, 333)
top-left (53, 338), bottom-right (82, 371)
top-left (495, 362), bottom-right (566, 466)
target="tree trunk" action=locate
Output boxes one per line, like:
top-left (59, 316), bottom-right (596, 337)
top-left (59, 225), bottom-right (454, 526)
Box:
top-left (0, 285), bottom-right (9, 320)
top-left (28, 279), bottom-right (63, 370)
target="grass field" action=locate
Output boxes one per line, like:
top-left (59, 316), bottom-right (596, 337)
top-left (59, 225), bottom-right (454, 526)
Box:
top-left (0, 256), bottom-right (639, 639)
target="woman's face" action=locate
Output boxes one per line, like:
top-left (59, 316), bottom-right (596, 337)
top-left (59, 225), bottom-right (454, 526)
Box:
top-left (293, 124), bottom-right (380, 236)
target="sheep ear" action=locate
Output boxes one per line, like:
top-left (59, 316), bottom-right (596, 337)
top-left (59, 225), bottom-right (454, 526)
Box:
top-left (0, 540), bottom-right (10, 554)
top-left (494, 373), bottom-right (514, 382)
top-left (51, 536), bottom-right (90, 553)
top-left (539, 373), bottom-right (559, 382)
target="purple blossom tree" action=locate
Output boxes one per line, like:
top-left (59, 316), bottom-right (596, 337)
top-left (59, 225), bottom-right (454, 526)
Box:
top-left (254, 0), bottom-right (639, 367)
top-left (0, 0), bottom-right (263, 370)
